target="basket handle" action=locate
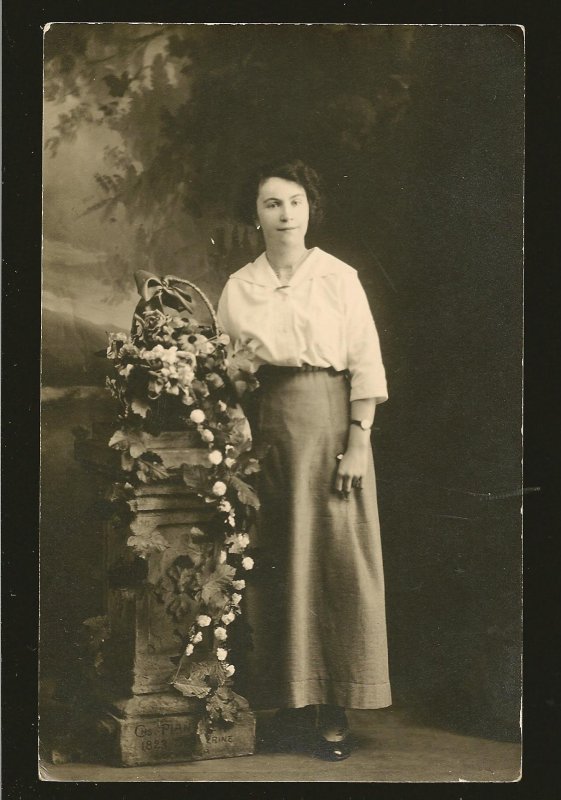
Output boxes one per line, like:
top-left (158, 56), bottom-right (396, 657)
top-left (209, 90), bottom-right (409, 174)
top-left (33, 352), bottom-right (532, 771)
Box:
top-left (134, 271), bottom-right (219, 334)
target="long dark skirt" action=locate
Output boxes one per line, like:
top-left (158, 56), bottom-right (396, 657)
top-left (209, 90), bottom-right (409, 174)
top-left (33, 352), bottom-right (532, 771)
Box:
top-left (242, 369), bottom-right (391, 710)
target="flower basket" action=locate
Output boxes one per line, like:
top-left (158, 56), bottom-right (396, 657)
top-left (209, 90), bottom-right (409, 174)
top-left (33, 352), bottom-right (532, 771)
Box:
top-left (104, 270), bottom-right (262, 745)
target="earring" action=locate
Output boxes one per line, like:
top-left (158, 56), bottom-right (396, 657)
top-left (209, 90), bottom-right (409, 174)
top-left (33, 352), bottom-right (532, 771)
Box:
top-left (256, 224), bottom-right (261, 231)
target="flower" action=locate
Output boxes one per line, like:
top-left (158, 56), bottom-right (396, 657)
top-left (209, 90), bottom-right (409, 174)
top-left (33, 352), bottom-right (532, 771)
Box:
top-left (221, 611), bottom-right (236, 625)
top-left (214, 627), bottom-right (227, 641)
top-left (201, 429), bottom-right (215, 443)
top-left (224, 457), bottom-right (235, 468)
top-left (225, 664), bottom-right (236, 677)
top-left (190, 409), bottom-right (206, 424)
top-left (212, 481), bottom-right (227, 497)
top-left (217, 400), bottom-right (227, 413)
top-left (184, 643), bottom-right (194, 656)
top-left (231, 593), bottom-right (242, 606)
top-left (216, 647), bottom-right (228, 661)
top-left (107, 331), bottom-right (128, 359)
top-left (218, 499), bottom-right (232, 513)
top-left (241, 556), bottom-right (254, 571)
top-left (193, 631), bottom-right (203, 643)
top-left (218, 550), bottom-right (227, 564)
top-left (218, 333), bottom-right (230, 345)
top-left (208, 450), bottom-right (223, 465)
top-left (227, 533), bottom-right (250, 553)
top-left (232, 579), bottom-right (246, 590)
top-left (206, 372), bottom-right (224, 388)
top-left (197, 614), bottom-right (212, 627)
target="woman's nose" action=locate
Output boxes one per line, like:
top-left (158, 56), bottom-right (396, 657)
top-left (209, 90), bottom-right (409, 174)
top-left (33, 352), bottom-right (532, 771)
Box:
top-left (280, 204), bottom-right (291, 220)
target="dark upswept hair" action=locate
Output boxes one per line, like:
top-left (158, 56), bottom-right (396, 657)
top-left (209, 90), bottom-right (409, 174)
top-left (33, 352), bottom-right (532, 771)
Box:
top-left (238, 158), bottom-right (324, 228)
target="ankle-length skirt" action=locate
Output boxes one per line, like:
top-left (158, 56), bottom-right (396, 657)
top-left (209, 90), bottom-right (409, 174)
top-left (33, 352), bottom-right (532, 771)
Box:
top-left (240, 369), bottom-right (392, 710)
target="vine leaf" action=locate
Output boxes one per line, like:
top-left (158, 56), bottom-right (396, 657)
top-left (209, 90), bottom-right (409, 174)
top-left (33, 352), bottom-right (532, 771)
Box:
top-left (189, 657), bottom-right (230, 689)
top-left (206, 687), bottom-right (249, 725)
top-left (136, 457), bottom-right (170, 482)
top-left (131, 398), bottom-right (150, 418)
top-left (198, 563), bottom-right (236, 615)
top-left (182, 463), bottom-right (211, 492)
top-left (229, 475), bottom-right (260, 510)
top-left (127, 529), bottom-right (169, 558)
top-left (172, 676), bottom-right (211, 699)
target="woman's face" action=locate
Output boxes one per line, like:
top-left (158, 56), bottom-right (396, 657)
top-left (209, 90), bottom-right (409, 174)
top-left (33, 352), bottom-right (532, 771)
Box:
top-left (255, 177), bottom-right (310, 248)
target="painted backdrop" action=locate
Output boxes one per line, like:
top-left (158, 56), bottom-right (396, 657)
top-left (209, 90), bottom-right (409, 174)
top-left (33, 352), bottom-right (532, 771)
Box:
top-left (41, 24), bottom-right (524, 740)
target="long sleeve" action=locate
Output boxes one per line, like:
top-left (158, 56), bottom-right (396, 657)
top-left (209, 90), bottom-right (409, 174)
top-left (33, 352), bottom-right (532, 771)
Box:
top-left (344, 272), bottom-right (388, 403)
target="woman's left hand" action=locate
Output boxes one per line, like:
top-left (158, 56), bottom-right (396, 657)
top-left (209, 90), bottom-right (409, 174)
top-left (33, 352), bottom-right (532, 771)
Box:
top-left (335, 446), bottom-right (368, 496)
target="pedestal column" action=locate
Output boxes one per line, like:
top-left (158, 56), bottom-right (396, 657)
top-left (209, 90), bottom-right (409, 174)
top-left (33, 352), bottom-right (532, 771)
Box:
top-left (76, 429), bottom-right (256, 766)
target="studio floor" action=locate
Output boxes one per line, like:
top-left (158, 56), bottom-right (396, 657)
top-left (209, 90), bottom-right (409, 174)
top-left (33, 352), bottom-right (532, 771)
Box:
top-left (40, 706), bottom-right (521, 783)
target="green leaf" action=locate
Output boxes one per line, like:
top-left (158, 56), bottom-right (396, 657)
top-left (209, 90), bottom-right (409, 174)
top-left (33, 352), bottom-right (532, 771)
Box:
top-left (182, 463), bottom-right (211, 492)
top-left (172, 677), bottom-right (211, 699)
top-left (138, 458), bottom-right (170, 481)
top-left (205, 687), bottom-right (247, 725)
top-left (229, 475), bottom-right (260, 510)
top-left (131, 398), bottom-right (150, 418)
top-left (183, 539), bottom-right (210, 567)
top-left (127, 529), bottom-right (169, 558)
top-left (189, 657), bottom-right (230, 689)
top-left (199, 563), bottom-right (236, 615)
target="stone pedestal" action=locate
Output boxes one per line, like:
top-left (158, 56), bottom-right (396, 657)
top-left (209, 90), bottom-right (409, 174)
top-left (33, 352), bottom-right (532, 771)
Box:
top-left (75, 428), bottom-right (256, 766)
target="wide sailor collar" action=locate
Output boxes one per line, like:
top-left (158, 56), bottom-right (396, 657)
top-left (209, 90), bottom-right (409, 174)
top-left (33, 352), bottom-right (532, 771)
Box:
top-left (228, 247), bottom-right (349, 290)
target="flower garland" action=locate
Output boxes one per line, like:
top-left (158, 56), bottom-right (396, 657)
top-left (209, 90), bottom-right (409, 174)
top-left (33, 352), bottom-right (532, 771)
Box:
top-left (105, 288), bottom-right (261, 733)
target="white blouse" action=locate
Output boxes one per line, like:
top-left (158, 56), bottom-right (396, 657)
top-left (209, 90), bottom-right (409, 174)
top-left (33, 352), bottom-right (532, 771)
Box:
top-left (216, 247), bottom-right (388, 403)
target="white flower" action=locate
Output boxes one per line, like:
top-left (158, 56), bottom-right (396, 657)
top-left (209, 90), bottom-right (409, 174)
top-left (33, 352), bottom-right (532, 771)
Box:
top-left (228, 515), bottom-right (236, 528)
top-left (221, 611), bottom-right (236, 625)
top-left (181, 393), bottom-right (194, 406)
top-left (212, 481), bottom-right (227, 497)
top-left (201, 429), bottom-right (214, 443)
top-left (166, 384), bottom-right (180, 395)
top-left (197, 614), bottom-right (212, 627)
top-left (217, 400), bottom-right (227, 412)
top-left (214, 626), bottom-right (227, 641)
top-left (225, 444), bottom-right (235, 453)
top-left (193, 631), bottom-right (203, 643)
top-left (225, 664), bottom-right (235, 676)
top-left (218, 333), bottom-right (230, 345)
top-left (208, 450), bottom-right (223, 465)
top-left (160, 346), bottom-right (179, 364)
top-left (190, 409), bottom-right (206, 424)
top-left (242, 556), bottom-right (254, 571)
top-left (218, 499), bottom-right (232, 513)
top-left (233, 579), bottom-right (246, 590)
top-left (224, 457), bottom-right (235, 468)
top-left (218, 550), bottom-right (227, 564)
top-left (184, 643), bottom-right (194, 656)
top-left (228, 533), bottom-right (249, 553)
top-left (117, 363), bottom-right (134, 378)
top-left (231, 593), bottom-right (242, 606)
top-left (216, 647), bottom-right (228, 661)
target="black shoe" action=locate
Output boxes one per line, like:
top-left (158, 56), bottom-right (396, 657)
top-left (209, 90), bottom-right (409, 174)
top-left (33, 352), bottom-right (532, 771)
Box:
top-left (312, 733), bottom-right (353, 761)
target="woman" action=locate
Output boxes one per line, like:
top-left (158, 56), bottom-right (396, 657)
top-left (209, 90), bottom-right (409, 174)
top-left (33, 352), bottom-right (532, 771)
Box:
top-left (217, 159), bottom-right (391, 761)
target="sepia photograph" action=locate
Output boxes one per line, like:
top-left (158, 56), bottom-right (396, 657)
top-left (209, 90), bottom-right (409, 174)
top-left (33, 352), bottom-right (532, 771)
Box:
top-left (39, 22), bottom-right (524, 782)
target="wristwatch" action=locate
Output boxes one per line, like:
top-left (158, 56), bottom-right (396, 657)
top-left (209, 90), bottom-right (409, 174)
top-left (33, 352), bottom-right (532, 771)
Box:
top-left (350, 419), bottom-right (373, 431)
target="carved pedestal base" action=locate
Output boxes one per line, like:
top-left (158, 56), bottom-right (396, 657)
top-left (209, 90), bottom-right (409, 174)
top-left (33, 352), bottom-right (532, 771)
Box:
top-left (76, 430), bottom-right (257, 767)
top-left (94, 693), bottom-right (256, 767)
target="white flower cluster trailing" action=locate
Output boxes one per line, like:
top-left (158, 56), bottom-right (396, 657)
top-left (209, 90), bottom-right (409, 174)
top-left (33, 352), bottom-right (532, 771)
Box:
top-left (106, 297), bottom-right (262, 713)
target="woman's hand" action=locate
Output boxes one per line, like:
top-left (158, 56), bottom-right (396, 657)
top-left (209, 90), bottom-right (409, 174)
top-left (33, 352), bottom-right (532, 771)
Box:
top-left (335, 445), bottom-right (369, 496)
